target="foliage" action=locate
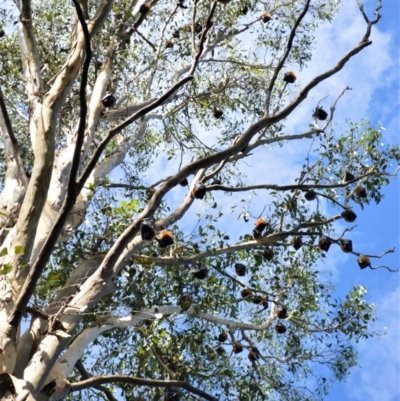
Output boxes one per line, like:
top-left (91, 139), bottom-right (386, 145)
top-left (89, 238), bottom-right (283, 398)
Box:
top-left (0, 0), bottom-right (397, 400)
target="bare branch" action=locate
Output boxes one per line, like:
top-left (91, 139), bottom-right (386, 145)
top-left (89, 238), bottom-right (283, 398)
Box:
top-left (190, 308), bottom-right (275, 332)
top-left (353, 247), bottom-right (396, 259)
top-left (264, 0), bottom-right (311, 115)
top-left (356, 0), bottom-right (382, 42)
top-left (188, 2), bottom-right (218, 75)
top-left (69, 375), bottom-right (218, 401)
top-left (150, 344), bottom-right (177, 379)
top-left (75, 360), bottom-right (118, 401)
top-left (134, 29), bottom-right (156, 51)
top-left (368, 265), bottom-right (398, 273)
top-left (206, 170), bottom-right (381, 193)
top-left (0, 87), bottom-right (19, 149)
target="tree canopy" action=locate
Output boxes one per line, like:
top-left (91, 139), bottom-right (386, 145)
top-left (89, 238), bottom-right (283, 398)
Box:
top-left (0, 0), bottom-right (398, 400)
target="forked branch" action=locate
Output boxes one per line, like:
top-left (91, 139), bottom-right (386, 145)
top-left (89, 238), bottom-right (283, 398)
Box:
top-left (9, 0), bottom-right (92, 329)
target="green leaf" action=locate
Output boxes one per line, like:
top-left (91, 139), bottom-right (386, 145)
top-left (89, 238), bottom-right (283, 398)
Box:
top-left (47, 271), bottom-right (60, 283)
top-left (0, 263), bottom-right (12, 275)
top-left (0, 247), bottom-right (8, 256)
top-left (14, 245), bottom-right (25, 255)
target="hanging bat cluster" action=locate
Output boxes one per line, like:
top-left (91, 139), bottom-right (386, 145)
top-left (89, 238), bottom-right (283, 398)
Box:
top-left (139, 2), bottom-right (150, 13)
top-left (344, 171), bottom-right (355, 181)
top-left (235, 263), bottom-right (246, 276)
top-left (192, 182), bottom-right (207, 199)
top-left (283, 71), bottom-right (297, 83)
top-left (253, 218), bottom-right (268, 240)
top-left (101, 93), bottom-right (116, 108)
top-left (291, 236), bottom-right (302, 250)
top-left (140, 219), bottom-right (175, 248)
top-left (140, 218), bottom-right (156, 241)
top-left (261, 12), bottom-right (271, 23)
top-left (156, 230), bottom-right (175, 248)
top-left (253, 295), bottom-right (268, 311)
top-left (218, 332), bottom-right (228, 342)
top-left (248, 347), bottom-right (261, 362)
top-left (275, 323), bottom-right (287, 334)
top-left (341, 209), bottom-right (357, 223)
top-left (193, 264), bottom-right (208, 280)
top-left (313, 106), bottom-right (328, 121)
top-left (179, 178), bottom-right (188, 187)
top-left (134, 2), bottom-right (151, 29)
top-left (339, 239), bottom-right (353, 253)
top-left (275, 305), bottom-right (288, 319)
top-left (357, 255), bottom-right (371, 269)
top-left (233, 343), bottom-right (243, 353)
top-left (240, 288), bottom-right (268, 311)
top-left (304, 190), bottom-right (317, 201)
top-left (177, 0), bottom-right (188, 9)
top-left (213, 108), bottom-right (223, 119)
top-left (263, 246), bottom-right (274, 261)
top-left (355, 186), bottom-right (367, 198)
top-left (318, 236), bottom-right (331, 252)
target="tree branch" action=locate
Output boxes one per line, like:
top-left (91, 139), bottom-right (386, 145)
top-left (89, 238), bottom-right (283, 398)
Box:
top-left (190, 308), bottom-right (275, 331)
top-left (9, 0), bottom-right (92, 329)
top-left (76, 75), bottom-right (194, 193)
top-left (69, 375), bottom-right (218, 401)
top-left (356, 0), bottom-right (382, 42)
top-left (206, 170), bottom-right (381, 193)
top-left (0, 85), bottom-right (28, 211)
top-left (264, 0), bottom-right (311, 116)
top-left (75, 360), bottom-right (118, 401)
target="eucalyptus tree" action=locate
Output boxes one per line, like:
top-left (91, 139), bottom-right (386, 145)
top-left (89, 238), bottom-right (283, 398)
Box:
top-left (0, 0), bottom-right (398, 400)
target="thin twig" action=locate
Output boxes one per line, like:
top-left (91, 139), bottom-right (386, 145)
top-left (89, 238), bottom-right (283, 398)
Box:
top-left (134, 29), bottom-right (156, 51)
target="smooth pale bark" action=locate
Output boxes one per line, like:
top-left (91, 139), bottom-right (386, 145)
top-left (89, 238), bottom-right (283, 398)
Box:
top-left (48, 306), bottom-right (182, 386)
top-left (14, 317), bottom-right (42, 378)
top-left (0, 91), bottom-right (28, 221)
top-left (0, 0), bottom-right (114, 388)
top-left (0, 276), bottom-right (16, 373)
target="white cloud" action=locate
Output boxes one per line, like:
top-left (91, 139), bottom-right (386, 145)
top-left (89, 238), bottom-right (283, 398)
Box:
top-left (286, 0), bottom-right (394, 132)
